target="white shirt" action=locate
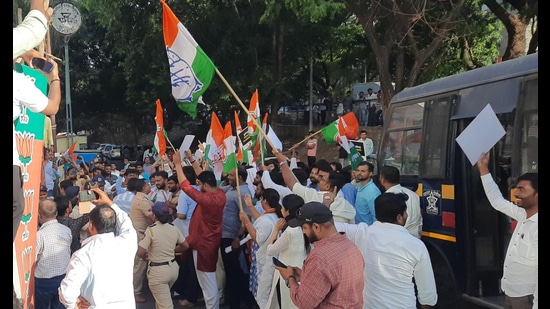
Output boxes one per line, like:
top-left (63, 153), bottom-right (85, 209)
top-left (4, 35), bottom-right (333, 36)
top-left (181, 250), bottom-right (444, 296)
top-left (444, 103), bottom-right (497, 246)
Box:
top-left (59, 203), bottom-right (137, 309)
top-left (13, 10), bottom-right (48, 60)
top-left (386, 184), bottom-right (422, 238)
top-left (342, 221), bottom-right (437, 308)
top-left (251, 212), bottom-right (279, 308)
top-left (481, 174), bottom-right (538, 303)
top-left (292, 182), bottom-right (356, 224)
top-left (149, 187), bottom-right (172, 203)
top-left (261, 170), bottom-right (292, 201)
top-left (266, 226), bottom-right (306, 309)
top-left (13, 70), bottom-right (48, 165)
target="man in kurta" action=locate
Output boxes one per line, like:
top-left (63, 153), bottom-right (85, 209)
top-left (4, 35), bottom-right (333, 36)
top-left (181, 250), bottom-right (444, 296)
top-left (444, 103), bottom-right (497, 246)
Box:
top-left (173, 152), bottom-right (226, 309)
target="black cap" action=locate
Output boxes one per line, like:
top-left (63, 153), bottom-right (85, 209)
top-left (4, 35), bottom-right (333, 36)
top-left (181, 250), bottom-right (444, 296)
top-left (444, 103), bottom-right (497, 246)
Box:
top-left (287, 201), bottom-right (333, 227)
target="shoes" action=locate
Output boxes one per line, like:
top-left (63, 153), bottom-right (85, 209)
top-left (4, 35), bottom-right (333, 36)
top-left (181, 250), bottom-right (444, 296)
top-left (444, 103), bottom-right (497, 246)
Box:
top-left (178, 299), bottom-right (196, 307)
top-left (135, 294), bottom-right (147, 303)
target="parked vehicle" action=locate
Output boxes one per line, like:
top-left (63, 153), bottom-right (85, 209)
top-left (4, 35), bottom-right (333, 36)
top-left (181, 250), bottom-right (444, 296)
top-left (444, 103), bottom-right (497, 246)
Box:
top-left (375, 53), bottom-right (537, 308)
top-left (107, 145), bottom-right (122, 160)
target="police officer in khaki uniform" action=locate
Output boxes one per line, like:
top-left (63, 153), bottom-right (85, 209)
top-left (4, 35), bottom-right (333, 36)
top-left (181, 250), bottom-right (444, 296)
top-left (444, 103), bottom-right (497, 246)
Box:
top-left (137, 202), bottom-right (189, 309)
top-left (130, 179), bottom-right (154, 303)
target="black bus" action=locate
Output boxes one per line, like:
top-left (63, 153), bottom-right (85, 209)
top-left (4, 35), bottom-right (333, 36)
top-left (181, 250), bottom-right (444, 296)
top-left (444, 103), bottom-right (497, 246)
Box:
top-left (375, 53), bottom-right (538, 308)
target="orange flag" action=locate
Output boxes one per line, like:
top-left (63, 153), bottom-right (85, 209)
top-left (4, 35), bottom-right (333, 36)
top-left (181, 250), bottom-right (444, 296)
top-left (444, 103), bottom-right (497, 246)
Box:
top-left (154, 99), bottom-right (167, 156)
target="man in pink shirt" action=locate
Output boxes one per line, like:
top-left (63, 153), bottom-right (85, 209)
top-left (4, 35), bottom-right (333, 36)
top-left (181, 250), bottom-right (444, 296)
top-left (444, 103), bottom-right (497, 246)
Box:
top-left (275, 202), bottom-right (364, 308)
top-left (306, 131), bottom-right (318, 168)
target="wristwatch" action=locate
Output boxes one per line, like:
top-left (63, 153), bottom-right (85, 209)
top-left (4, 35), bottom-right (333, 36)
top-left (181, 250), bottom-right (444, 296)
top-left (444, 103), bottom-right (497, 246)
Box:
top-left (324, 196), bottom-right (334, 202)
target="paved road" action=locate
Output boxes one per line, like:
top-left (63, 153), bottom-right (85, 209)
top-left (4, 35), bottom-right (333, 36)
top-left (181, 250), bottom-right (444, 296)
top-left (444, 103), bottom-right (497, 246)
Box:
top-left (136, 281), bottom-right (230, 309)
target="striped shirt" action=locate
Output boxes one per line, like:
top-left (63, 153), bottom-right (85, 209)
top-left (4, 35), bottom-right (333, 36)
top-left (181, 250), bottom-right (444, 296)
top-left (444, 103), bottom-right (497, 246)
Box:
top-left (289, 233), bottom-right (364, 308)
top-left (35, 219), bottom-right (72, 278)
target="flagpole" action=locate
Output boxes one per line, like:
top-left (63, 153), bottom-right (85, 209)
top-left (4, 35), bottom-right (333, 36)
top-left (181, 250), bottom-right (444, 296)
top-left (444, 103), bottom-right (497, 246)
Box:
top-left (235, 168), bottom-right (243, 212)
top-left (214, 69), bottom-right (279, 152)
top-left (289, 129), bottom-right (323, 151)
top-left (164, 134), bottom-right (176, 152)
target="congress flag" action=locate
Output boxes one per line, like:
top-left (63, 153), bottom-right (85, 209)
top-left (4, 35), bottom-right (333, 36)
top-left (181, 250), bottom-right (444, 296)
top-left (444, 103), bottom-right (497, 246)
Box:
top-left (154, 99), bottom-right (167, 156)
top-left (63, 141), bottom-right (78, 161)
top-left (205, 112), bottom-right (224, 181)
top-left (161, 0), bottom-right (216, 119)
top-left (337, 116), bottom-right (351, 154)
top-left (223, 121), bottom-right (237, 174)
top-left (321, 112), bottom-right (359, 144)
top-left (247, 89), bottom-right (260, 133)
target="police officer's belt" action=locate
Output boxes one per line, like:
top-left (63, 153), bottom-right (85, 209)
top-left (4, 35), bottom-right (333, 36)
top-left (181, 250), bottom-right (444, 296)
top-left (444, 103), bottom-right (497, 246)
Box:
top-left (149, 258), bottom-right (176, 267)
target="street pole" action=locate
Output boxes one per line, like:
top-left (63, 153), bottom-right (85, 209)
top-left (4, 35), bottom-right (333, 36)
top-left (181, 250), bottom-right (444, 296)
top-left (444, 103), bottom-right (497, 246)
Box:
top-left (64, 37), bottom-right (73, 146)
top-left (309, 57), bottom-right (313, 131)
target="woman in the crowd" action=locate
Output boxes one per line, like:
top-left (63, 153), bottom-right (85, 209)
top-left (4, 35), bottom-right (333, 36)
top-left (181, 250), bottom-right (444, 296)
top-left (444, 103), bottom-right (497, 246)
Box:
top-left (137, 202), bottom-right (189, 309)
top-left (265, 194), bottom-right (310, 309)
top-left (240, 188), bottom-right (281, 309)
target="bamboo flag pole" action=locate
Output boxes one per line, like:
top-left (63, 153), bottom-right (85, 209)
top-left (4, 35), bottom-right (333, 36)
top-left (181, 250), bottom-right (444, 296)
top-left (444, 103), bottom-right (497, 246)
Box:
top-left (235, 169), bottom-right (243, 211)
top-left (214, 69), bottom-right (280, 153)
top-left (164, 133), bottom-right (176, 152)
top-left (289, 128), bottom-right (323, 151)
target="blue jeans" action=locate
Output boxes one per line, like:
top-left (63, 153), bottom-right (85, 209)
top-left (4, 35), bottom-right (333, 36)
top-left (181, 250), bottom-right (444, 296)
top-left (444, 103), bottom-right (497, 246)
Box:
top-left (35, 274), bottom-right (65, 309)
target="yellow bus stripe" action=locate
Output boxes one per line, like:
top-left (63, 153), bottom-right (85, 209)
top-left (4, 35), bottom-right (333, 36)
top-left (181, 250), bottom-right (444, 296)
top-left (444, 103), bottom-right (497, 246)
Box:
top-left (421, 231), bottom-right (456, 242)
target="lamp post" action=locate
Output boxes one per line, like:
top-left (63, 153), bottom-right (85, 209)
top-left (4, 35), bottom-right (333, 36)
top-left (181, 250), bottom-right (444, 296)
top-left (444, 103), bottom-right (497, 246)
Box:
top-left (51, 2), bottom-right (81, 147)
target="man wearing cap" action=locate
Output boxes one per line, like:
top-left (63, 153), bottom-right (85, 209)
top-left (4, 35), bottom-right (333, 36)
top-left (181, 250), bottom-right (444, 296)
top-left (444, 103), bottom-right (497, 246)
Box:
top-left (275, 201), bottom-right (364, 308)
top-left (137, 202), bottom-right (189, 309)
top-left (39, 185), bottom-right (49, 201)
top-left (91, 175), bottom-right (106, 191)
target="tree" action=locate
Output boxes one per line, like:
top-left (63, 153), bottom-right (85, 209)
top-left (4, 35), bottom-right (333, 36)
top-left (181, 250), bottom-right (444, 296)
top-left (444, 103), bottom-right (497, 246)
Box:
top-left (483, 0), bottom-right (538, 60)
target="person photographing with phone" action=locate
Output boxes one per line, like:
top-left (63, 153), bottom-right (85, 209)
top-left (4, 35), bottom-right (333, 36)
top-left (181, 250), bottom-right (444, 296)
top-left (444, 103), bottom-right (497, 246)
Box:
top-left (14, 48), bottom-right (61, 242)
top-left (274, 201), bottom-right (364, 308)
top-left (59, 186), bottom-right (138, 309)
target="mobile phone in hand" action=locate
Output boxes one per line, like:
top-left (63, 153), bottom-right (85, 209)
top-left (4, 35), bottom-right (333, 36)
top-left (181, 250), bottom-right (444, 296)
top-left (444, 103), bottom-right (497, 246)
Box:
top-left (272, 257), bottom-right (287, 268)
top-left (31, 57), bottom-right (53, 73)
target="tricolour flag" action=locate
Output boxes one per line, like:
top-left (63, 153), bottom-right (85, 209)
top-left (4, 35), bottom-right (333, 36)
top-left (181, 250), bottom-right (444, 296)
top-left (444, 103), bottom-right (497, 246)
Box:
top-left (161, 0), bottom-right (216, 119)
top-left (337, 116), bottom-right (351, 154)
top-left (252, 113), bottom-right (268, 165)
top-left (223, 121), bottom-right (238, 174)
top-left (321, 112), bottom-right (359, 144)
top-left (247, 89), bottom-right (260, 133)
top-left (154, 99), bottom-right (167, 156)
top-left (205, 112), bottom-right (224, 181)
top-left (63, 141), bottom-right (78, 161)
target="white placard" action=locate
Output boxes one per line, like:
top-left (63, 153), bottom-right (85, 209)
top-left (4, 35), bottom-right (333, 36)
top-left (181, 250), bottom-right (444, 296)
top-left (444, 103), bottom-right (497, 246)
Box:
top-left (455, 104), bottom-right (506, 166)
top-left (179, 135), bottom-right (195, 157)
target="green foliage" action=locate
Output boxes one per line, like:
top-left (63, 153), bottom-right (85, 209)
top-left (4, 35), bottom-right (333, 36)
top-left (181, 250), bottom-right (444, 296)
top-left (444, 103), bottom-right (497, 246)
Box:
top-left (15, 0), bottom-right (510, 144)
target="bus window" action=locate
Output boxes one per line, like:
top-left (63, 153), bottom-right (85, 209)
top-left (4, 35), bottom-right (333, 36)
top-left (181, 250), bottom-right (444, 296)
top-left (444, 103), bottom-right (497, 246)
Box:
top-left (420, 97), bottom-right (452, 178)
top-left (403, 129), bottom-right (422, 175)
top-left (381, 102), bottom-right (425, 175)
top-left (519, 78), bottom-right (538, 174)
top-left (387, 102), bottom-right (424, 129)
